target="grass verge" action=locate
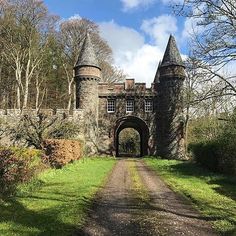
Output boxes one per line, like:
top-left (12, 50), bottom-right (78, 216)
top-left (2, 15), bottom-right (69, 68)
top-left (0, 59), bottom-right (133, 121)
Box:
top-left (128, 159), bottom-right (149, 202)
top-left (0, 157), bottom-right (116, 236)
top-left (144, 158), bottom-right (236, 235)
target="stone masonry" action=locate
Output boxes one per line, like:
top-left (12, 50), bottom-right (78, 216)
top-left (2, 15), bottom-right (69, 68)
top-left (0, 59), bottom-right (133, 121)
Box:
top-left (0, 34), bottom-right (185, 159)
top-left (73, 33), bottom-right (186, 159)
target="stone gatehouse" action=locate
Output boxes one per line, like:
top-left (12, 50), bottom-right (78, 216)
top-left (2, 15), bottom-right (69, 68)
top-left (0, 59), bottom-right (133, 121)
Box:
top-left (74, 33), bottom-right (186, 159)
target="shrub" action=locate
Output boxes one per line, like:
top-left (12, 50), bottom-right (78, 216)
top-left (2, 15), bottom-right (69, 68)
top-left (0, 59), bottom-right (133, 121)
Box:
top-left (42, 139), bottom-right (83, 168)
top-left (188, 141), bottom-right (219, 172)
top-left (10, 114), bottom-right (80, 149)
top-left (0, 118), bottom-right (7, 139)
top-left (48, 120), bottom-right (80, 139)
top-left (10, 114), bottom-right (58, 149)
top-left (215, 114), bottom-right (236, 175)
top-left (0, 148), bottom-right (44, 196)
top-left (187, 116), bottom-right (221, 144)
top-left (119, 128), bottom-right (140, 156)
top-left (189, 112), bottom-right (236, 175)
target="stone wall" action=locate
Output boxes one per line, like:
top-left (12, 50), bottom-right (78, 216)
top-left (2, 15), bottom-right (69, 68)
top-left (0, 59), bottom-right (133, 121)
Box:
top-left (97, 79), bottom-right (158, 156)
top-left (0, 108), bottom-right (84, 147)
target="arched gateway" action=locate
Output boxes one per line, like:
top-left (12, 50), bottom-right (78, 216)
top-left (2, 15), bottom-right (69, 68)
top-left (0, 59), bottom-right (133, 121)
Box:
top-left (114, 116), bottom-right (149, 157)
top-left (74, 33), bottom-right (186, 159)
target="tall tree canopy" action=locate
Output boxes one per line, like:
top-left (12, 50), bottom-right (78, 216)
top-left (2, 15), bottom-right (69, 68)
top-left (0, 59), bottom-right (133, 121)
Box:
top-left (0, 0), bottom-right (125, 111)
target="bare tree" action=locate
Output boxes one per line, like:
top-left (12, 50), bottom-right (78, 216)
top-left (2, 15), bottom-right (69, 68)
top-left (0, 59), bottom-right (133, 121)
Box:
top-left (100, 61), bottom-right (127, 84)
top-left (183, 56), bottom-right (235, 151)
top-left (174, 0), bottom-right (236, 96)
top-left (0, 0), bottom-right (59, 110)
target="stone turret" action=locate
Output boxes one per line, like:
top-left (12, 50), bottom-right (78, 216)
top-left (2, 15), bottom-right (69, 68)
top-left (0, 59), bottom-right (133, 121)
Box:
top-left (74, 32), bottom-right (101, 110)
top-left (159, 35), bottom-right (185, 79)
top-left (153, 61), bottom-right (161, 85)
top-left (74, 33), bottom-right (101, 154)
top-left (156, 35), bottom-right (185, 159)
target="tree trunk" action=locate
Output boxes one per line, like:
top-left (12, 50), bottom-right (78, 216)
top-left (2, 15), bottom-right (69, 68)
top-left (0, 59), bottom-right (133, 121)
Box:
top-left (15, 56), bottom-right (23, 110)
top-left (184, 111), bottom-right (189, 154)
top-left (23, 78), bottom-right (29, 109)
top-left (67, 78), bottom-right (74, 112)
top-left (35, 77), bottom-right (40, 113)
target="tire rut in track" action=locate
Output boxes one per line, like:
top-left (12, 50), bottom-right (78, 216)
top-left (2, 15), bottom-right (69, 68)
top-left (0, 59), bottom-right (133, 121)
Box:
top-left (135, 160), bottom-right (218, 236)
top-left (76, 159), bottom-right (218, 236)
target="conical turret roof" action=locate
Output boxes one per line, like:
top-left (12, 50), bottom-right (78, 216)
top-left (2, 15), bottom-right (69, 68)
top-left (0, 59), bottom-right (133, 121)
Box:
top-left (161, 35), bottom-right (184, 68)
top-left (154, 61), bottom-right (161, 83)
top-left (75, 32), bottom-right (100, 69)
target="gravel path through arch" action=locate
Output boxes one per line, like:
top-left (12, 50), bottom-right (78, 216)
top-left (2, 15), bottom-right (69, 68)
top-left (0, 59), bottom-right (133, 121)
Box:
top-left (76, 159), bottom-right (218, 236)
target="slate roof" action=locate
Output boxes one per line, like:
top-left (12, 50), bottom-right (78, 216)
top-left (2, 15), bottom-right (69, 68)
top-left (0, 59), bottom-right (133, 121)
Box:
top-left (75, 32), bottom-right (100, 69)
top-left (161, 35), bottom-right (184, 68)
top-left (154, 61), bottom-right (162, 83)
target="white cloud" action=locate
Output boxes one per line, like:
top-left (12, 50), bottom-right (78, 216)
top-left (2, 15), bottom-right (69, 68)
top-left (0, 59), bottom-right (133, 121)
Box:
top-left (161, 0), bottom-right (184, 4)
top-left (182, 17), bottom-right (205, 40)
top-left (120, 0), bottom-right (183, 11)
top-left (99, 16), bottom-right (188, 87)
top-left (141, 15), bottom-right (178, 48)
top-left (118, 44), bottom-right (163, 86)
top-left (99, 20), bottom-right (165, 87)
top-left (182, 18), bottom-right (194, 39)
top-left (68, 14), bottom-right (82, 21)
top-left (99, 20), bottom-right (144, 63)
top-left (121, 0), bottom-right (156, 11)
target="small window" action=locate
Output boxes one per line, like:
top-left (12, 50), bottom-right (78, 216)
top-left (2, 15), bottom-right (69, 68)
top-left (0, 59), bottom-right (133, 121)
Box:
top-left (107, 100), bottom-right (115, 113)
top-left (126, 100), bottom-right (134, 112)
top-left (145, 100), bottom-right (153, 112)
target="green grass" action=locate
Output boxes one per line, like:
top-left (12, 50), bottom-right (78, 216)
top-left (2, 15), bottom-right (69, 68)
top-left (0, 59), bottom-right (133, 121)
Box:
top-left (128, 160), bottom-right (149, 202)
top-left (0, 157), bottom-right (116, 236)
top-left (144, 158), bottom-right (236, 235)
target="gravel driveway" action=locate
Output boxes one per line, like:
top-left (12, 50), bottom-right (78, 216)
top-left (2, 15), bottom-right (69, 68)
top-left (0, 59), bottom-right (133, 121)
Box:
top-left (76, 159), bottom-right (218, 236)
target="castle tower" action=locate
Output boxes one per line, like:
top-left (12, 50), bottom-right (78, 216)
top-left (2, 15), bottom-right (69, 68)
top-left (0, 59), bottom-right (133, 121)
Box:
top-left (74, 33), bottom-right (101, 154)
top-left (74, 32), bottom-right (101, 109)
top-left (156, 35), bottom-right (185, 159)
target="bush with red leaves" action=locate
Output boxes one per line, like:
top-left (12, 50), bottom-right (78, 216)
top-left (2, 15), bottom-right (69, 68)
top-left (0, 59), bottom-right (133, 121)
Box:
top-left (43, 139), bottom-right (82, 168)
top-left (0, 149), bottom-right (43, 196)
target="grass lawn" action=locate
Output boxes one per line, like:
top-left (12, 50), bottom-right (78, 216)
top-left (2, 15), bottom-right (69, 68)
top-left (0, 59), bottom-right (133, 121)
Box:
top-left (144, 158), bottom-right (236, 235)
top-left (0, 157), bottom-right (116, 236)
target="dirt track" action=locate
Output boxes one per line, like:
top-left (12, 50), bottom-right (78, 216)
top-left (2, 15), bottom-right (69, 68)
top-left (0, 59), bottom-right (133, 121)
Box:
top-left (76, 159), bottom-right (218, 236)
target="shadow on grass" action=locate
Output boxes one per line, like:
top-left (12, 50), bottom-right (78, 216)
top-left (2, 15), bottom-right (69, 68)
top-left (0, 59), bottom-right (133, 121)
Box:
top-left (0, 158), bottom-right (116, 236)
top-left (167, 161), bottom-right (236, 202)
top-left (0, 184), bottom-right (96, 236)
top-left (145, 159), bottom-right (236, 235)
top-left (0, 198), bottom-right (76, 236)
top-left (209, 178), bottom-right (236, 202)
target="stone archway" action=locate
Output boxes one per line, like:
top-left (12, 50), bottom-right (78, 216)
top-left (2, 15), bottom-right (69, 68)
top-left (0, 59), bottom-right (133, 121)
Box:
top-left (114, 116), bottom-right (149, 157)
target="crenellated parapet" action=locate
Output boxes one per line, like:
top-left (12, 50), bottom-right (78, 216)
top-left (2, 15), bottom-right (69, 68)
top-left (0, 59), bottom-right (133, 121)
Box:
top-left (98, 79), bottom-right (156, 98)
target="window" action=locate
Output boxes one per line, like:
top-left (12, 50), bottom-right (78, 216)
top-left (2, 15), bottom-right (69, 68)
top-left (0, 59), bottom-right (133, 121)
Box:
top-left (126, 100), bottom-right (134, 112)
top-left (107, 99), bottom-right (115, 113)
top-left (145, 100), bottom-right (153, 112)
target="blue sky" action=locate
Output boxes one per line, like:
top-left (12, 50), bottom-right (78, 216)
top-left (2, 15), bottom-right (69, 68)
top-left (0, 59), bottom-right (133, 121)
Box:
top-left (44, 0), bottom-right (190, 86)
top-left (44, 0), bottom-right (181, 31)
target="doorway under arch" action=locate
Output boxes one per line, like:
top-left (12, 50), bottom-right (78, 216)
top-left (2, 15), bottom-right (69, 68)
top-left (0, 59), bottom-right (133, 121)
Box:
top-left (114, 116), bottom-right (149, 157)
top-left (118, 128), bottom-right (141, 157)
